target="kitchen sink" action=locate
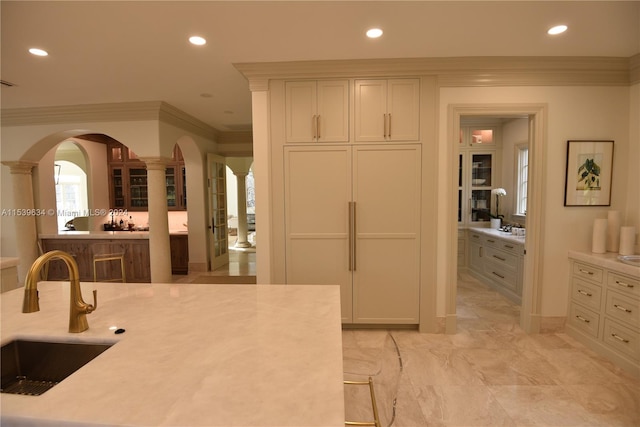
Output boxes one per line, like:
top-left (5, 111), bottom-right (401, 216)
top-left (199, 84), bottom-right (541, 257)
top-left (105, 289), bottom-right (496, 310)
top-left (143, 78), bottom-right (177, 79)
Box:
top-left (1, 339), bottom-right (114, 396)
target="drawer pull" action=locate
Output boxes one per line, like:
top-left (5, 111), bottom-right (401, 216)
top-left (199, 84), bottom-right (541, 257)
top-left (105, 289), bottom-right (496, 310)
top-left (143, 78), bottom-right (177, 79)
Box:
top-left (577, 289), bottom-right (592, 297)
top-left (616, 280), bottom-right (634, 289)
top-left (575, 315), bottom-right (590, 323)
top-left (579, 269), bottom-right (594, 275)
top-left (611, 333), bottom-right (630, 343)
top-left (472, 235), bottom-right (480, 239)
top-left (492, 271), bottom-right (505, 279)
top-left (613, 304), bottom-right (632, 313)
top-left (504, 244), bottom-right (514, 249)
top-left (487, 239), bottom-right (495, 243)
top-left (492, 255), bottom-right (506, 262)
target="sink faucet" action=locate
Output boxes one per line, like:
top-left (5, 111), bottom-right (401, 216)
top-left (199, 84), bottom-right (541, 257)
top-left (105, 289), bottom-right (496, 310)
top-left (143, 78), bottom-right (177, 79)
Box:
top-left (23, 250), bottom-right (98, 333)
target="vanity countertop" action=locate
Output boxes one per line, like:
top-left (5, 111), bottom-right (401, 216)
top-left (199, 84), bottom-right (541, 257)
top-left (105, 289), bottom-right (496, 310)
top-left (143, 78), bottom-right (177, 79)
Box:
top-left (0, 282), bottom-right (345, 426)
top-left (568, 250), bottom-right (640, 278)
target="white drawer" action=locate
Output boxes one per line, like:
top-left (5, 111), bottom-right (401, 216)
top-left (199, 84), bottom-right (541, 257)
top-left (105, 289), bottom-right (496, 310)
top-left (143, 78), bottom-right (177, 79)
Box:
top-left (572, 262), bottom-right (603, 284)
top-left (605, 290), bottom-right (639, 329)
top-left (568, 303), bottom-right (600, 338)
top-left (484, 261), bottom-right (517, 292)
top-left (571, 278), bottom-right (602, 311)
top-left (484, 247), bottom-right (518, 271)
top-left (498, 240), bottom-right (524, 256)
top-left (608, 272), bottom-right (640, 299)
top-left (603, 318), bottom-right (640, 360)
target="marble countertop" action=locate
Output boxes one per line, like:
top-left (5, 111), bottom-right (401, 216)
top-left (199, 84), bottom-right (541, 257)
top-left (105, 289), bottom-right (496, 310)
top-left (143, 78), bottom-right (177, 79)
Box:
top-left (40, 230), bottom-right (188, 240)
top-left (467, 227), bottom-right (526, 245)
top-left (1, 282), bottom-right (345, 426)
top-left (568, 250), bottom-right (640, 278)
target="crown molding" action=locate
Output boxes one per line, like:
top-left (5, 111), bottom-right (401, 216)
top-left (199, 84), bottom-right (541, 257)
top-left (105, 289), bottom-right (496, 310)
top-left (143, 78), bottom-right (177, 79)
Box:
top-left (234, 56), bottom-right (633, 88)
top-left (630, 53), bottom-right (640, 85)
top-left (1, 101), bottom-right (218, 139)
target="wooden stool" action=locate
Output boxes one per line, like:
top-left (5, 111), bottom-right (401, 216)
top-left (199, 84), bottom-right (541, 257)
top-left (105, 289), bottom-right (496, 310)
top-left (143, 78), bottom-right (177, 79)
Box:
top-left (93, 252), bottom-right (126, 282)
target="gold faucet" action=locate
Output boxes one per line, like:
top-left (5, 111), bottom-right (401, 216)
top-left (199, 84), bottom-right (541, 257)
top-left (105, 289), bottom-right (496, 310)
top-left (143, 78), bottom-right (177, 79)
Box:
top-left (23, 250), bottom-right (97, 333)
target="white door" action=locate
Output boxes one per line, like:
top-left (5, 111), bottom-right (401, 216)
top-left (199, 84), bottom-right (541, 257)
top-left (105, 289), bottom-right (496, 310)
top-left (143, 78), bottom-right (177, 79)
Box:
top-left (387, 79), bottom-right (420, 141)
top-left (352, 145), bottom-right (421, 323)
top-left (354, 79), bottom-right (387, 142)
top-left (284, 146), bottom-right (353, 322)
top-left (316, 80), bottom-right (350, 142)
top-left (285, 81), bottom-right (317, 143)
top-left (207, 153), bottom-right (229, 270)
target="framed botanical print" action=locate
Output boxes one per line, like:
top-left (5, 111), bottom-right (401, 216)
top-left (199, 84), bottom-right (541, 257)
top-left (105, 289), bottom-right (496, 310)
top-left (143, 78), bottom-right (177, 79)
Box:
top-left (564, 140), bottom-right (614, 206)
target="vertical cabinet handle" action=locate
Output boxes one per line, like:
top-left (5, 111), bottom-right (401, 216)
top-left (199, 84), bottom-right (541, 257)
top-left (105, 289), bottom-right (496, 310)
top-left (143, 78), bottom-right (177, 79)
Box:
top-left (348, 202), bottom-right (357, 272)
top-left (316, 115), bottom-right (321, 140)
top-left (388, 113), bottom-right (391, 139)
top-left (383, 114), bottom-right (388, 138)
top-left (312, 115), bottom-right (317, 140)
top-left (353, 202), bottom-right (357, 271)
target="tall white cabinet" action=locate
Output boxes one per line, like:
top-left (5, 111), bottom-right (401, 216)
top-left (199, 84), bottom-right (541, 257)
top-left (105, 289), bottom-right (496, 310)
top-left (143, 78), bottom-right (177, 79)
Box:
top-left (284, 144), bottom-right (421, 323)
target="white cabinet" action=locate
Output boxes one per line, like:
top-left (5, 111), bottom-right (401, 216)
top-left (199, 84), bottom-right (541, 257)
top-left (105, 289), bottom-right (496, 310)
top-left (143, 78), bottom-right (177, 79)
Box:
top-left (459, 151), bottom-right (498, 225)
top-left (285, 80), bottom-right (349, 143)
top-left (284, 144), bottom-right (421, 324)
top-left (566, 256), bottom-right (640, 375)
top-left (467, 229), bottom-right (524, 303)
top-left (354, 79), bottom-right (420, 142)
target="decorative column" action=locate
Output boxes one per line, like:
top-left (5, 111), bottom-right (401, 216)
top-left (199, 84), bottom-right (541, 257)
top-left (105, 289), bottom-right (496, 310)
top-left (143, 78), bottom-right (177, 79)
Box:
top-left (1, 161), bottom-right (39, 283)
top-left (234, 171), bottom-right (252, 248)
top-left (141, 158), bottom-right (172, 283)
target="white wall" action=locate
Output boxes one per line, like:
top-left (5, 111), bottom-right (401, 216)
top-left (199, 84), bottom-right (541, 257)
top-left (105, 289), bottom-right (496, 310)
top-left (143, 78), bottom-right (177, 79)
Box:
top-left (439, 85), bottom-right (633, 318)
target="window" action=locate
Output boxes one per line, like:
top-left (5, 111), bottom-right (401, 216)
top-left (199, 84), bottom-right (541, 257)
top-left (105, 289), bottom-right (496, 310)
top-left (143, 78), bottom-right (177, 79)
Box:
top-left (515, 145), bottom-right (528, 216)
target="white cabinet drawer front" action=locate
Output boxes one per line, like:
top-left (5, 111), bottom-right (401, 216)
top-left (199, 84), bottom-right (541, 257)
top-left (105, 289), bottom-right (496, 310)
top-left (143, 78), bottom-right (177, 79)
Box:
top-left (498, 241), bottom-right (524, 256)
top-left (572, 262), bottom-right (603, 283)
top-left (608, 273), bottom-right (640, 299)
top-left (571, 278), bottom-right (602, 311)
top-left (603, 319), bottom-right (640, 360)
top-left (484, 262), bottom-right (517, 292)
top-left (484, 247), bottom-right (518, 271)
top-left (482, 235), bottom-right (500, 248)
top-left (605, 290), bottom-right (639, 328)
top-left (569, 303), bottom-right (601, 338)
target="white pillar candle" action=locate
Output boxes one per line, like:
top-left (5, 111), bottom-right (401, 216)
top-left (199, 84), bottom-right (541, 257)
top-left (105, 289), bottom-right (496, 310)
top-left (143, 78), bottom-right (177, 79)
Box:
top-left (619, 226), bottom-right (637, 256)
top-left (592, 218), bottom-right (607, 254)
top-left (606, 210), bottom-right (621, 252)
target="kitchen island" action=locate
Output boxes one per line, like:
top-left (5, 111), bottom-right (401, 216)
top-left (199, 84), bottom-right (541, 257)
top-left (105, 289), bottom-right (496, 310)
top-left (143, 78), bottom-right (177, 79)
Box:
top-left (1, 281), bottom-right (345, 426)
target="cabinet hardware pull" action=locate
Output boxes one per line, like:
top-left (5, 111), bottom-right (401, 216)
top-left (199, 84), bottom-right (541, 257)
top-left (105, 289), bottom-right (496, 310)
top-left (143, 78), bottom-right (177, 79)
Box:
top-left (388, 113), bottom-right (391, 138)
top-left (611, 333), bottom-right (630, 343)
top-left (577, 289), bottom-right (592, 297)
top-left (472, 234), bottom-right (480, 239)
top-left (316, 115), bottom-right (321, 139)
top-left (492, 255), bottom-right (506, 261)
top-left (579, 269), bottom-right (594, 275)
top-left (312, 115), bottom-right (317, 140)
top-left (575, 315), bottom-right (590, 323)
top-left (614, 304), bottom-right (632, 313)
top-left (616, 280), bottom-right (634, 288)
top-left (383, 114), bottom-right (388, 138)
top-left (353, 202), bottom-right (357, 271)
top-left (348, 202), bottom-right (353, 272)
top-left (492, 271), bottom-right (505, 279)
top-left (504, 244), bottom-right (514, 249)
top-left (487, 239), bottom-right (495, 243)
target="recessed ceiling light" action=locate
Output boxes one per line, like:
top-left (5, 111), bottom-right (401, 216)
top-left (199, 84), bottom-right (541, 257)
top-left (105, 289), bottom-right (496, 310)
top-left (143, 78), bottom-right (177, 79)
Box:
top-left (189, 36), bottom-right (207, 46)
top-left (28, 48), bottom-right (48, 56)
top-left (547, 25), bottom-right (568, 35)
top-left (366, 28), bottom-right (383, 39)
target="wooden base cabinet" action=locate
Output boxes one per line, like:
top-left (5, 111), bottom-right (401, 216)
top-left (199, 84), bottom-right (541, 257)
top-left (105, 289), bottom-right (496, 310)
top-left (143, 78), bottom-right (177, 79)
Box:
top-left (566, 256), bottom-right (639, 375)
top-left (284, 144), bottom-right (421, 324)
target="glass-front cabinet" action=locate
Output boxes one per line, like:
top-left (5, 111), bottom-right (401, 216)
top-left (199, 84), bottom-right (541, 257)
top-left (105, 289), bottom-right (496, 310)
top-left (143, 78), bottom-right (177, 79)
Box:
top-left (459, 151), bottom-right (497, 225)
top-left (108, 141), bottom-right (186, 211)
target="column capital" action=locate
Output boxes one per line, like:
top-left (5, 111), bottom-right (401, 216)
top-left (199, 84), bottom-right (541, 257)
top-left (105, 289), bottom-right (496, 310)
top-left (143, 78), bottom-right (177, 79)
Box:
top-left (139, 157), bottom-right (172, 171)
top-left (1, 161), bottom-right (38, 174)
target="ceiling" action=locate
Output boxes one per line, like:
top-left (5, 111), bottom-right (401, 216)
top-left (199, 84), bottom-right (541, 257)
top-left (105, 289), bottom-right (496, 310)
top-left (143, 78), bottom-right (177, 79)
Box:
top-left (2, 1), bottom-right (639, 133)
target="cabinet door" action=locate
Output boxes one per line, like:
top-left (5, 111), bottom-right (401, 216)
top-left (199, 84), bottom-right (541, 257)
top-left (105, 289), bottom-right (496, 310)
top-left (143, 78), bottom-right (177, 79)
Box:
top-left (387, 79), bottom-right (420, 141)
top-left (469, 152), bottom-right (495, 224)
top-left (285, 81), bottom-right (317, 143)
top-left (284, 146), bottom-right (353, 322)
top-left (110, 167), bottom-right (126, 209)
top-left (352, 145), bottom-right (421, 323)
top-left (127, 167), bottom-right (148, 210)
top-left (316, 80), bottom-right (349, 142)
top-left (354, 80), bottom-right (387, 142)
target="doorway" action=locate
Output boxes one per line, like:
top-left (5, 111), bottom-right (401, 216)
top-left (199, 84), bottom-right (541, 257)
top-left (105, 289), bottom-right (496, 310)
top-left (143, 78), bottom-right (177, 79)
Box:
top-left (448, 104), bottom-right (547, 334)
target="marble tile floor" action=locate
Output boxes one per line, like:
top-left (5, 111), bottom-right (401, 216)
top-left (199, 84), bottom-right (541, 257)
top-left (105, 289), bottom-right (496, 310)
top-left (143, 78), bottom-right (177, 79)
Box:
top-left (344, 271), bottom-right (639, 427)
top-left (171, 249), bottom-right (256, 283)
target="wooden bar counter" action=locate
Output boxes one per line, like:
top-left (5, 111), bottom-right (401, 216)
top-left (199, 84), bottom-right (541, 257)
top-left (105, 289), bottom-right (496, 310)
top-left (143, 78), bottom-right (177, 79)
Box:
top-left (40, 231), bottom-right (189, 282)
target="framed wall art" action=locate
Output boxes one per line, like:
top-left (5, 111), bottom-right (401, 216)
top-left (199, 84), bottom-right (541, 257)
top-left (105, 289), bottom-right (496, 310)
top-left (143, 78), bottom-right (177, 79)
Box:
top-left (564, 140), bottom-right (614, 206)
